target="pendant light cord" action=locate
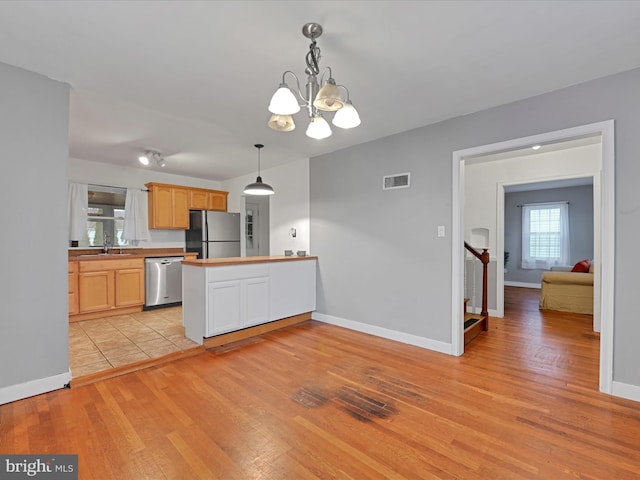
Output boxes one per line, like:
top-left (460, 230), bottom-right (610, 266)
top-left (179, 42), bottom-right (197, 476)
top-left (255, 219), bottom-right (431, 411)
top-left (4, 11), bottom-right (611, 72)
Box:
top-left (255, 143), bottom-right (264, 177)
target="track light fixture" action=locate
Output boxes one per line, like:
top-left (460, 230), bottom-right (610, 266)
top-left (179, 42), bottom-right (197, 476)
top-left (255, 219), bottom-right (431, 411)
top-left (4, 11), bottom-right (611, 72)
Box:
top-left (138, 150), bottom-right (166, 168)
top-left (244, 144), bottom-right (274, 195)
top-left (267, 22), bottom-right (361, 140)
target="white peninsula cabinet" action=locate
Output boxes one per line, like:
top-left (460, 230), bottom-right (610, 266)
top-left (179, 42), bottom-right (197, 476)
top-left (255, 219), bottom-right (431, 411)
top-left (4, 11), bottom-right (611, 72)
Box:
top-left (182, 256), bottom-right (316, 345)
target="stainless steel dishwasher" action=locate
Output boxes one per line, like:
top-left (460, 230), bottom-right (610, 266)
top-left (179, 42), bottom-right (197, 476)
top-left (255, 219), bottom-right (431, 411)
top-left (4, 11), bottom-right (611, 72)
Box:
top-left (145, 256), bottom-right (184, 309)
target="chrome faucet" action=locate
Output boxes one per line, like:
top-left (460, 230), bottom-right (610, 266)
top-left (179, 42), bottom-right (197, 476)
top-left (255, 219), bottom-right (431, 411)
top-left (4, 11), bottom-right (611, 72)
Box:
top-left (103, 232), bottom-right (111, 254)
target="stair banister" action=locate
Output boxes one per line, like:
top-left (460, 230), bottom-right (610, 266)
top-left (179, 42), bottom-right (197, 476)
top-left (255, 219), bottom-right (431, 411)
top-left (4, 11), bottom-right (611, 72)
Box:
top-left (464, 242), bottom-right (489, 330)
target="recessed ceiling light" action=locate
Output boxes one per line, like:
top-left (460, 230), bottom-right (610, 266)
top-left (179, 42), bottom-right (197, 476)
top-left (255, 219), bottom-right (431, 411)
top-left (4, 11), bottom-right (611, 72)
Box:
top-left (532, 145), bottom-right (542, 150)
top-left (138, 155), bottom-right (149, 165)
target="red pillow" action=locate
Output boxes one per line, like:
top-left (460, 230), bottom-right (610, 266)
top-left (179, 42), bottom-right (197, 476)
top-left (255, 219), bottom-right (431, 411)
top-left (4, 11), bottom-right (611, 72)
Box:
top-left (571, 259), bottom-right (591, 273)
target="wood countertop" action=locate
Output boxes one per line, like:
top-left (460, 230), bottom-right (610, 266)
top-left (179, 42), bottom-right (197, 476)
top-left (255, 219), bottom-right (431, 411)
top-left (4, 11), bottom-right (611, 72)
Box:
top-left (69, 249), bottom-right (198, 261)
top-left (182, 255), bottom-right (317, 267)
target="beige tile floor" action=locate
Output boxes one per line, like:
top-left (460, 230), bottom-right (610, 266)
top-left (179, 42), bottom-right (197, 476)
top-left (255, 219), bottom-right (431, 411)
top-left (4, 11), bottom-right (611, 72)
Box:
top-left (69, 306), bottom-right (199, 377)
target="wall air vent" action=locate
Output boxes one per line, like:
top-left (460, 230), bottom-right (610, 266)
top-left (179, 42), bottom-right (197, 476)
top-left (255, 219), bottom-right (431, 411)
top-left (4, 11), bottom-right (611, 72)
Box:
top-left (383, 172), bottom-right (411, 190)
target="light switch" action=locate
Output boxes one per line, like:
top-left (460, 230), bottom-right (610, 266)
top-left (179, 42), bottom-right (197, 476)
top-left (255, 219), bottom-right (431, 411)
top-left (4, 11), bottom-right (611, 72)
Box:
top-left (437, 225), bottom-right (445, 237)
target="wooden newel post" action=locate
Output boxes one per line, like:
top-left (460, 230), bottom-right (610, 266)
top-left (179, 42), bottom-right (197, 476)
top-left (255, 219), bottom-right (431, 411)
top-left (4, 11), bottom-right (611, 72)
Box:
top-left (480, 248), bottom-right (489, 330)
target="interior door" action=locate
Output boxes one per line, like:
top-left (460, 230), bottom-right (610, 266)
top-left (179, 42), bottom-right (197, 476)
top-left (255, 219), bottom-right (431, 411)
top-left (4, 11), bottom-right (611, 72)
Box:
top-left (245, 196), bottom-right (270, 257)
top-left (246, 202), bottom-right (259, 257)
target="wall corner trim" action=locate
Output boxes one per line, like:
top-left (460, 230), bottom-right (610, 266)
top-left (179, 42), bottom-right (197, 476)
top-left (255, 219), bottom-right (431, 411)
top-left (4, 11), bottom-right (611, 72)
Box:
top-left (0, 371), bottom-right (71, 405)
top-left (312, 312), bottom-right (454, 355)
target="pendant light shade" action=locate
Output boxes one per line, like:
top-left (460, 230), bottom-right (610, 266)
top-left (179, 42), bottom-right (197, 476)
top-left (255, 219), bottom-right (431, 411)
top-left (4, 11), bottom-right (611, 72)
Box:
top-left (306, 114), bottom-right (332, 139)
top-left (268, 84), bottom-right (300, 115)
top-left (331, 99), bottom-right (361, 129)
top-left (268, 113), bottom-right (296, 132)
top-left (244, 144), bottom-right (275, 196)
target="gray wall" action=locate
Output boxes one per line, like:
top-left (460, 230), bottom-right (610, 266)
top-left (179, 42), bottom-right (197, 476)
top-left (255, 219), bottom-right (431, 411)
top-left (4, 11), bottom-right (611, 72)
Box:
top-left (310, 66), bottom-right (640, 388)
top-left (505, 185), bottom-right (594, 284)
top-left (0, 62), bottom-right (70, 390)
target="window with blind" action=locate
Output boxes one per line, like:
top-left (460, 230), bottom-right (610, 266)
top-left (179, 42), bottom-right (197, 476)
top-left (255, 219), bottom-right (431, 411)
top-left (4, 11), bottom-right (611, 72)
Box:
top-left (521, 202), bottom-right (570, 270)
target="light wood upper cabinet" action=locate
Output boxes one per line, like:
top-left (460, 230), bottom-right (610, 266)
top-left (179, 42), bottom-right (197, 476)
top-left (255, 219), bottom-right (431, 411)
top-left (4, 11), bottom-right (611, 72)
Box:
top-left (147, 183), bottom-right (228, 229)
top-left (146, 183), bottom-right (189, 229)
top-left (188, 189), bottom-right (208, 210)
top-left (188, 188), bottom-right (228, 212)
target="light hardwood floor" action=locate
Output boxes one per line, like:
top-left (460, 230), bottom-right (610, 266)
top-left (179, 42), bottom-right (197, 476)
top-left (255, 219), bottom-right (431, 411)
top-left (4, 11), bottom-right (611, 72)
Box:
top-left (2, 287), bottom-right (639, 479)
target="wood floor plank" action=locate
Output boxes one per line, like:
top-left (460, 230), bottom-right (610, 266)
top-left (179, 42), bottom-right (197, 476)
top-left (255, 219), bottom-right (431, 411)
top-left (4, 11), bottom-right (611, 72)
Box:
top-left (1, 287), bottom-right (640, 478)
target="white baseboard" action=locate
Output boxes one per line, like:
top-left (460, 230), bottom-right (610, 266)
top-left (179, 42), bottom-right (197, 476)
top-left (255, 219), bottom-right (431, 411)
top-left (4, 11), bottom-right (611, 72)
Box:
top-left (611, 381), bottom-right (640, 403)
top-left (0, 370), bottom-right (71, 405)
top-left (504, 281), bottom-right (541, 289)
top-left (312, 312), bottom-right (454, 355)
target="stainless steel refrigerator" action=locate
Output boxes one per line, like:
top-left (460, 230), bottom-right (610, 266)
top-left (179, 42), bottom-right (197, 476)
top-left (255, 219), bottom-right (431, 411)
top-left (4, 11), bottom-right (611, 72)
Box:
top-left (185, 210), bottom-right (241, 259)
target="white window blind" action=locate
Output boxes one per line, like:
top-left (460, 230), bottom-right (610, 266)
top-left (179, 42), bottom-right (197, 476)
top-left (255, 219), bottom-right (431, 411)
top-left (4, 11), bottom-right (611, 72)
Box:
top-left (521, 202), bottom-right (570, 270)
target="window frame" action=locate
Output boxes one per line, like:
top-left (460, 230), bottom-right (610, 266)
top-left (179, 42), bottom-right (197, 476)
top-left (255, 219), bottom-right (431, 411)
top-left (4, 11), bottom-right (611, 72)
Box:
top-left (521, 202), bottom-right (570, 270)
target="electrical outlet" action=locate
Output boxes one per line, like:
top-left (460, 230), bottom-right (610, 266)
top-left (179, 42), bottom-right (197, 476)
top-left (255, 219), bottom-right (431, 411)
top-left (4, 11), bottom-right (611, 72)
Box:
top-left (437, 225), bottom-right (445, 237)
top-left (289, 227), bottom-right (296, 238)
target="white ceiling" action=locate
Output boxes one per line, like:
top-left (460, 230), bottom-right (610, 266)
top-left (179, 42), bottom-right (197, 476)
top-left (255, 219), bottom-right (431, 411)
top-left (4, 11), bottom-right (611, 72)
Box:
top-left (0, 1), bottom-right (639, 181)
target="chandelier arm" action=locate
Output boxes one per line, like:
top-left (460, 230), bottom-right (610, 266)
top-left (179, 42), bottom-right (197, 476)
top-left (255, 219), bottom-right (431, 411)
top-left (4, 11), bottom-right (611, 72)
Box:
top-left (337, 84), bottom-right (351, 101)
top-left (318, 66), bottom-right (333, 86)
top-left (282, 70), bottom-right (307, 104)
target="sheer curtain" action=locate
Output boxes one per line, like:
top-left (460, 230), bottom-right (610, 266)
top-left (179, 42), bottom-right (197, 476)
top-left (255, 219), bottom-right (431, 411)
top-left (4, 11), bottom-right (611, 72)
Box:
top-left (68, 182), bottom-right (88, 243)
top-left (123, 188), bottom-right (151, 245)
top-left (521, 202), bottom-right (570, 270)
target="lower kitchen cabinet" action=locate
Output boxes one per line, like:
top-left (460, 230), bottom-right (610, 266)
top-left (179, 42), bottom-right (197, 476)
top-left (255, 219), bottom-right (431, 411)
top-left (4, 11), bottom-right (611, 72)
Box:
top-left (68, 261), bottom-right (79, 315)
top-left (79, 270), bottom-right (115, 312)
top-left (243, 276), bottom-right (270, 327)
top-left (207, 280), bottom-right (242, 335)
top-left (115, 268), bottom-right (145, 307)
top-left (206, 275), bottom-right (270, 336)
top-left (72, 258), bottom-right (144, 321)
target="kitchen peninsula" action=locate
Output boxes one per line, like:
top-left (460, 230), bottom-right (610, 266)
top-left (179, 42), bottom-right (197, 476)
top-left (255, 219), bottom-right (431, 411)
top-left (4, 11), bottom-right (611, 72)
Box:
top-left (182, 255), bottom-right (317, 345)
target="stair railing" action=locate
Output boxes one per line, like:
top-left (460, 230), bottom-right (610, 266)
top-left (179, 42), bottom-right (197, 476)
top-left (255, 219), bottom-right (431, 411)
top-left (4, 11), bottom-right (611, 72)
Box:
top-left (464, 242), bottom-right (489, 330)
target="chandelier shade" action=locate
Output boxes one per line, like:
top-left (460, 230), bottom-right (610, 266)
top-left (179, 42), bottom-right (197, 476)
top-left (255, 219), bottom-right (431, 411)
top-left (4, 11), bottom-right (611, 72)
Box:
top-left (244, 144), bottom-right (274, 196)
top-left (331, 100), bottom-right (361, 129)
top-left (306, 114), bottom-right (332, 140)
top-left (268, 113), bottom-right (296, 132)
top-left (313, 78), bottom-right (343, 112)
top-left (267, 23), bottom-right (360, 139)
top-left (268, 84), bottom-right (301, 115)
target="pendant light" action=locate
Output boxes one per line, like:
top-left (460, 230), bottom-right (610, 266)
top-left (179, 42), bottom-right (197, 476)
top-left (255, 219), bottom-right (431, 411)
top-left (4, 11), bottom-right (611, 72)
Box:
top-left (243, 144), bottom-right (274, 196)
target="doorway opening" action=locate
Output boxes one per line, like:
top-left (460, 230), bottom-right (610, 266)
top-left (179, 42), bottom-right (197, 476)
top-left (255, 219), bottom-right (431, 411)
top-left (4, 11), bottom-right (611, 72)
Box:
top-left (452, 120), bottom-right (614, 395)
top-left (244, 195), bottom-right (270, 257)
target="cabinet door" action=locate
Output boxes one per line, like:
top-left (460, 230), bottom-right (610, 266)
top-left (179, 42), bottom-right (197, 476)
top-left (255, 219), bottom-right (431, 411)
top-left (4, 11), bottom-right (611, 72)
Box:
top-left (189, 189), bottom-right (208, 210)
top-left (68, 262), bottom-right (79, 315)
top-left (79, 271), bottom-right (114, 313)
top-left (150, 185), bottom-right (174, 228)
top-left (207, 280), bottom-right (242, 336)
top-left (115, 268), bottom-right (145, 307)
top-left (207, 191), bottom-right (228, 211)
top-left (172, 188), bottom-right (189, 228)
top-left (243, 277), bottom-right (270, 327)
